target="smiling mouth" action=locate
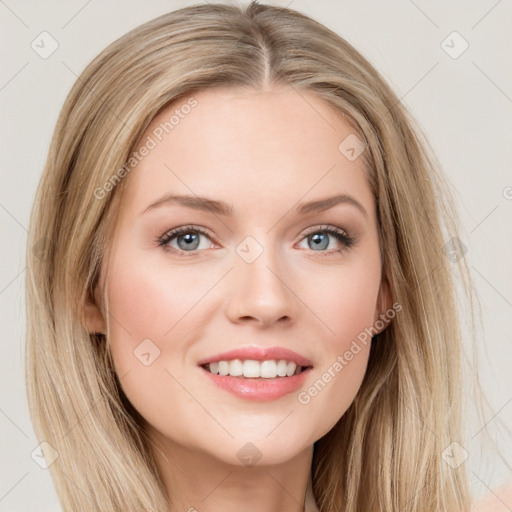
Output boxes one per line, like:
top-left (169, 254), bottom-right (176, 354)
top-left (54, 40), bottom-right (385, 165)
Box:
top-left (200, 360), bottom-right (312, 379)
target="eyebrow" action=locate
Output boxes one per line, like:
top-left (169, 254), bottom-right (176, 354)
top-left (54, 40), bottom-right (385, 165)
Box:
top-left (141, 193), bottom-right (368, 218)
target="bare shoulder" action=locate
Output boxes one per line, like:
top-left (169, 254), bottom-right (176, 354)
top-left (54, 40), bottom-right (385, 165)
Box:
top-left (471, 477), bottom-right (512, 512)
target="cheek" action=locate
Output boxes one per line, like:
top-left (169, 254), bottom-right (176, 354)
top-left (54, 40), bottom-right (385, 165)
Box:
top-left (295, 258), bottom-right (380, 431)
top-left (106, 251), bottom-right (209, 349)
top-left (104, 256), bottom-right (204, 434)
top-left (307, 258), bottom-right (382, 349)
top-left (104, 251), bottom-right (210, 387)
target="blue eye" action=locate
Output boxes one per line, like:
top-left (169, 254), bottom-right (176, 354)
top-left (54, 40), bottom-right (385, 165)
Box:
top-left (297, 225), bottom-right (356, 254)
top-left (157, 226), bottom-right (213, 254)
top-left (157, 224), bottom-right (356, 256)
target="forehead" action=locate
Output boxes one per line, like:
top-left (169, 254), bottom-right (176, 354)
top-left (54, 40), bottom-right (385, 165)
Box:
top-left (119, 86), bottom-right (374, 220)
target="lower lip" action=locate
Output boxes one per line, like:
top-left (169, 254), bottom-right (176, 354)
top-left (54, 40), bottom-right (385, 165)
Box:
top-left (200, 366), bottom-right (312, 401)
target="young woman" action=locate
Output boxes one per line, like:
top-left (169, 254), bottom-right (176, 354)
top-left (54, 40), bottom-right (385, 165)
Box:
top-left (25, 2), bottom-right (487, 510)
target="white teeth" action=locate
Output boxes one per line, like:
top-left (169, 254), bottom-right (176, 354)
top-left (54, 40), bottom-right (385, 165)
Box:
top-left (205, 359), bottom-right (303, 378)
top-left (218, 361), bottom-right (229, 376)
top-left (243, 360), bottom-right (261, 378)
top-left (276, 359), bottom-right (288, 377)
top-left (229, 359), bottom-right (243, 376)
top-left (260, 360), bottom-right (276, 378)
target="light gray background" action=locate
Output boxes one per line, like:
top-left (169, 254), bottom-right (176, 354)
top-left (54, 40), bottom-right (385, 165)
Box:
top-left (1, 0), bottom-right (511, 510)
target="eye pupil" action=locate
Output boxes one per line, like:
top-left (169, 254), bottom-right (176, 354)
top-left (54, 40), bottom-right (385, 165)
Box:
top-left (310, 232), bottom-right (329, 251)
top-left (178, 232), bottom-right (200, 250)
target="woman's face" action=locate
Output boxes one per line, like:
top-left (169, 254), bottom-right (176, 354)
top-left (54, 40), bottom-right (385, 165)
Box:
top-left (90, 86), bottom-right (389, 467)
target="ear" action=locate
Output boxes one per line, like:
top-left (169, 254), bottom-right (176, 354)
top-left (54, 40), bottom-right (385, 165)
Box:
top-left (373, 277), bottom-right (393, 334)
top-left (81, 287), bottom-right (106, 334)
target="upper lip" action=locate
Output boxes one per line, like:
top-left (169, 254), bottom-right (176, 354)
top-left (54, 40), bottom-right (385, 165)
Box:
top-left (197, 346), bottom-right (313, 368)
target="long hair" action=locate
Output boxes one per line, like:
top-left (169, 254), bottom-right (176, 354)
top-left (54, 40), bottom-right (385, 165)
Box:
top-left (25, 2), bottom-right (479, 510)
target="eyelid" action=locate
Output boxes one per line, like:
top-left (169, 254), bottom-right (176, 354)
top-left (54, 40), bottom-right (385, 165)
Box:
top-left (158, 225), bottom-right (217, 253)
top-left (295, 224), bottom-right (356, 255)
top-left (157, 223), bottom-right (356, 255)
top-left (160, 224), bottom-right (215, 240)
top-left (299, 224), bottom-right (349, 238)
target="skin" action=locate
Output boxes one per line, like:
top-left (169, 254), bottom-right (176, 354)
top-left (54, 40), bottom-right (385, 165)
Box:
top-left (84, 85), bottom-right (391, 512)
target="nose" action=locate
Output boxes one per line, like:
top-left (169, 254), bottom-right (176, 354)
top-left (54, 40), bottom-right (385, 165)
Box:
top-left (225, 240), bottom-right (298, 328)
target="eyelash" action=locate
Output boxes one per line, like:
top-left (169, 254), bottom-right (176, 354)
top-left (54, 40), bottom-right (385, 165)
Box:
top-left (157, 224), bottom-right (356, 257)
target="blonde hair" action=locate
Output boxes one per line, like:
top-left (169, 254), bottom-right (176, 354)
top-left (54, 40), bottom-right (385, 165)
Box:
top-left (25, 1), bottom-right (485, 510)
